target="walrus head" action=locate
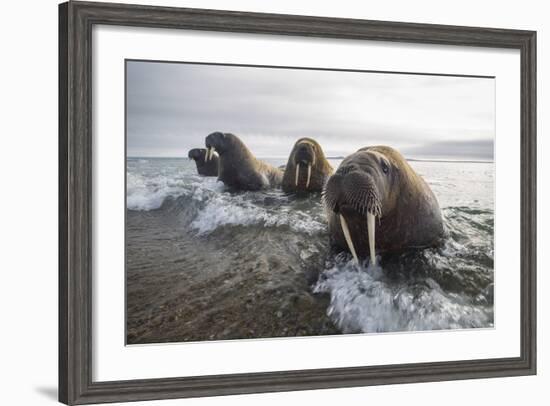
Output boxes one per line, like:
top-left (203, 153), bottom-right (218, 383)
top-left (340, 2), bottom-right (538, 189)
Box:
top-left (188, 148), bottom-right (206, 161)
top-left (323, 148), bottom-right (399, 265)
top-left (291, 138), bottom-right (319, 188)
top-left (282, 138), bottom-right (333, 194)
top-left (204, 132), bottom-right (238, 161)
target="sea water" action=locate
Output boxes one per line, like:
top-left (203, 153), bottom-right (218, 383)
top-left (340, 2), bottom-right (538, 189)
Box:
top-left (126, 157), bottom-right (494, 343)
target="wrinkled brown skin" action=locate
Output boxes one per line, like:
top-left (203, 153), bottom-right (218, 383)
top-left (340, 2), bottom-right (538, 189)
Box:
top-left (282, 138), bottom-right (333, 194)
top-left (325, 146), bottom-right (445, 257)
top-left (188, 148), bottom-right (219, 176)
top-left (205, 132), bottom-right (283, 191)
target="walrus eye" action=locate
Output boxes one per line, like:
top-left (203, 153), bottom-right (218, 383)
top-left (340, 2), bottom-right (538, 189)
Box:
top-left (382, 161), bottom-right (389, 174)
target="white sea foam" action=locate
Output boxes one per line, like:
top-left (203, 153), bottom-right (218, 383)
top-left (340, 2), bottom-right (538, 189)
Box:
top-left (126, 170), bottom-right (223, 211)
top-left (191, 194), bottom-right (326, 235)
top-left (127, 163), bottom-right (326, 235)
top-left (127, 187), bottom-right (173, 211)
top-left (314, 259), bottom-right (492, 333)
top-left (126, 171), bottom-right (186, 210)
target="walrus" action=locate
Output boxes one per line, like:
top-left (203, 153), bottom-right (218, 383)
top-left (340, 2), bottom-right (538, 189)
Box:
top-left (204, 132), bottom-right (283, 190)
top-left (323, 146), bottom-right (444, 265)
top-left (282, 138), bottom-right (333, 194)
top-left (188, 148), bottom-right (219, 176)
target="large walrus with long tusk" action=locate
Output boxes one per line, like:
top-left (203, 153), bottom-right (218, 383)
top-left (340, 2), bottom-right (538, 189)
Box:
top-left (282, 138), bottom-right (333, 194)
top-left (204, 132), bottom-right (283, 191)
top-left (188, 148), bottom-right (219, 176)
top-left (323, 146), bottom-right (445, 266)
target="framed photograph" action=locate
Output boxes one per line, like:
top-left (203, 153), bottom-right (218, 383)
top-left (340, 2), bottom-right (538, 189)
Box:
top-left (59, 1), bottom-right (536, 404)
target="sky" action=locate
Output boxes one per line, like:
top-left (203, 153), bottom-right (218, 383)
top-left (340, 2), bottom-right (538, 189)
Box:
top-left (126, 60), bottom-right (495, 160)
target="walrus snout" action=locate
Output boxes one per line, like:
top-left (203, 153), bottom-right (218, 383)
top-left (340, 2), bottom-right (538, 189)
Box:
top-left (324, 169), bottom-right (381, 265)
top-left (323, 170), bottom-right (382, 217)
top-left (292, 142), bottom-right (316, 188)
top-left (295, 144), bottom-right (315, 164)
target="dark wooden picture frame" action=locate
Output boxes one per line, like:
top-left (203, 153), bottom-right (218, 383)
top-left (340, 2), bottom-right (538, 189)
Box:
top-left (59, 1), bottom-right (536, 404)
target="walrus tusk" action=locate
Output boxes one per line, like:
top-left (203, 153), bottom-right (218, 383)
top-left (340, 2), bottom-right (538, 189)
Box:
top-left (367, 212), bottom-right (376, 266)
top-left (295, 163), bottom-right (300, 187)
top-left (306, 164), bottom-right (312, 189)
top-left (205, 147), bottom-right (209, 162)
top-left (339, 214), bottom-right (359, 265)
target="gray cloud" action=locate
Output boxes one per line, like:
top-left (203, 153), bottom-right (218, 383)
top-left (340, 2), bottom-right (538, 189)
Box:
top-left (127, 61), bottom-right (495, 160)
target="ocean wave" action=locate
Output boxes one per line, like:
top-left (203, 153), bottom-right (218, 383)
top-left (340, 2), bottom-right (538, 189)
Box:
top-left (312, 213), bottom-right (494, 333)
top-left (190, 193), bottom-right (326, 235)
top-left (313, 257), bottom-right (493, 333)
top-left (127, 168), bottom-right (326, 235)
top-left (126, 171), bottom-right (184, 211)
top-left (126, 171), bottom-right (222, 211)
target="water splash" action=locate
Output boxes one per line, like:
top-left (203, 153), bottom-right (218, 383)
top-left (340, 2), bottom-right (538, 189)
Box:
top-left (190, 193), bottom-right (326, 235)
top-left (313, 237), bottom-right (493, 334)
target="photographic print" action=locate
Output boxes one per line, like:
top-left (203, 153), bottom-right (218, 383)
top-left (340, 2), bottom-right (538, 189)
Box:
top-left (125, 60), bottom-right (495, 345)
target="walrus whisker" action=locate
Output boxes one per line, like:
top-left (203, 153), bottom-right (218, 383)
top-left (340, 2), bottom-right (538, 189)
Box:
top-left (339, 214), bottom-right (359, 265)
top-left (306, 164), bottom-right (312, 189)
top-left (324, 195), bottom-right (336, 212)
top-left (359, 191), bottom-right (368, 216)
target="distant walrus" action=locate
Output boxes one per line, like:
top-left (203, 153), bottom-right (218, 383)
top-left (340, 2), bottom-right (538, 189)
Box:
top-left (282, 138), bottom-right (333, 194)
top-left (204, 132), bottom-right (283, 191)
top-left (323, 146), bottom-right (444, 265)
top-left (188, 148), bottom-right (219, 176)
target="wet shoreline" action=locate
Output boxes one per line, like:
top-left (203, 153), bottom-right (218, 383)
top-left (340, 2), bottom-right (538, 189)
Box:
top-left (126, 204), bottom-right (339, 344)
